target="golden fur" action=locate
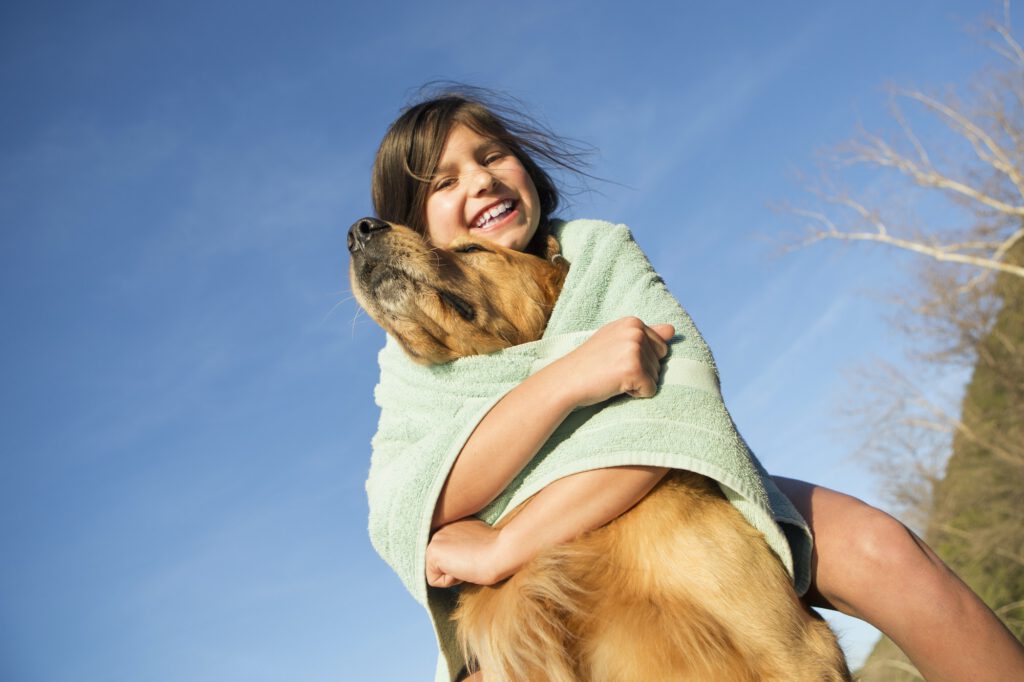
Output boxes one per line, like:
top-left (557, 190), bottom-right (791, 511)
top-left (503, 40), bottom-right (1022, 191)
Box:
top-left (348, 218), bottom-right (850, 681)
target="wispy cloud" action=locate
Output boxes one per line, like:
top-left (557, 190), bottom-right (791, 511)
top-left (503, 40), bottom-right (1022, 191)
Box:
top-left (731, 290), bottom-right (851, 412)
top-left (574, 13), bottom-right (831, 218)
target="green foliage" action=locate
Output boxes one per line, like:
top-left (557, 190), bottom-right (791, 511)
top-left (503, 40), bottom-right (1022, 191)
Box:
top-left (856, 636), bottom-right (917, 681)
top-left (927, 239), bottom-right (1024, 640)
top-left (860, 242), bottom-right (1024, 680)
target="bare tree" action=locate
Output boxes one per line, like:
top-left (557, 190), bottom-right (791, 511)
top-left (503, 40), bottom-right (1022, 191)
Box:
top-left (793, 3), bottom-right (1024, 283)
top-left (787, 3), bottom-right (1024, 678)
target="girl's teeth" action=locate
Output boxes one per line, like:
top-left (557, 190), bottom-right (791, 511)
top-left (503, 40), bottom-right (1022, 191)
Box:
top-left (476, 201), bottom-right (512, 228)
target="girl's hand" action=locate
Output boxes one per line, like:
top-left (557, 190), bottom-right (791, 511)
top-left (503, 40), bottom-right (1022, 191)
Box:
top-left (426, 518), bottom-right (518, 588)
top-left (557, 317), bottom-right (675, 407)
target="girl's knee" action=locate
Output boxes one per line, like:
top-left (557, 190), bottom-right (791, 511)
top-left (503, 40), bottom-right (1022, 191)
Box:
top-left (851, 507), bottom-right (923, 572)
top-left (820, 503), bottom-right (937, 611)
top-left (782, 479), bottom-right (955, 618)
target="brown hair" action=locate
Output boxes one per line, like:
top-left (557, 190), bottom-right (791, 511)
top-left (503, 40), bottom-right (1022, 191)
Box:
top-left (371, 85), bottom-right (590, 255)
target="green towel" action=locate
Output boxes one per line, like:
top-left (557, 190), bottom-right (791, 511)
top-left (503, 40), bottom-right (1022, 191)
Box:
top-left (366, 219), bottom-right (813, 681)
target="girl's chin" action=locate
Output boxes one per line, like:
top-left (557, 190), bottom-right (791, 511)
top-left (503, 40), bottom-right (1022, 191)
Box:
top-left (472, 228), bottom-right (530, 251)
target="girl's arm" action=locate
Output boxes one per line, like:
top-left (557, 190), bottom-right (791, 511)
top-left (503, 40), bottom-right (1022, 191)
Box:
top-left (427, 465), bottom-right (668, 587)
top-left (431, 317), bottom-right (675, 529)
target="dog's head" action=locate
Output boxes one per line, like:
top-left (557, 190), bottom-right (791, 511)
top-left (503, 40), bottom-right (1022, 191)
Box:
top-left (347, 217), bottom-right (569, 364)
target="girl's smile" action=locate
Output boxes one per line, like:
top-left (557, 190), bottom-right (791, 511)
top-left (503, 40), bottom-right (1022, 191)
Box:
top-left (425, 124), bottom-right (540, 251)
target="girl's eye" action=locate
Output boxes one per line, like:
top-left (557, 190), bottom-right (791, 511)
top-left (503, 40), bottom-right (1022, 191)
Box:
top-left (434, 177), bottom-right (456, 191)
top-left (484, 151), bottom-right (507, 165)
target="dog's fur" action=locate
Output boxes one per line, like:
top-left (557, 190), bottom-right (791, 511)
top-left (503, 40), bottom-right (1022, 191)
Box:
top-left (348, 217), bottom-right (568, 364)
top-left (349, 217), bottom-right (850, 681)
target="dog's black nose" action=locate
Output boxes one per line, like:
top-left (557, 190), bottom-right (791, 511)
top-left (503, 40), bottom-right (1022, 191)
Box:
top-left (348, 217), bottom-right (390, 253)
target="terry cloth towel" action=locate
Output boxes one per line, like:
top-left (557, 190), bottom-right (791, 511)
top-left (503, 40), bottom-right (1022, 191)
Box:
top-left (366, 219), bottom-right (813, 682)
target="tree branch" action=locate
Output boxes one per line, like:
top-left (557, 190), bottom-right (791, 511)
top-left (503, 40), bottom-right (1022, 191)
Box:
top-left (900, 90), bottom-right (1024, 202)
top-left (794, 200), bottom-right (1024, 278)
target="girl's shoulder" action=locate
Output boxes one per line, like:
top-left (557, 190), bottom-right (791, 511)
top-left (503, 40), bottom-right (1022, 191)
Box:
top-left (550, 218), bottom-right (638, 260)
top-left (551, 217), bottom-right (629, 237)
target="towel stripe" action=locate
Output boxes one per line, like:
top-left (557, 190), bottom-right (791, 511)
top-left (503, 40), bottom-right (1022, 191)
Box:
top-left (660, 356), bottom-right (721, 396)
top-left (527, 331), bottom-right (721, 397)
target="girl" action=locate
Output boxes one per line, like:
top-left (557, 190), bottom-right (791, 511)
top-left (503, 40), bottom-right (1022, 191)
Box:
top-left (367, 88), bottom-right (1024, 681)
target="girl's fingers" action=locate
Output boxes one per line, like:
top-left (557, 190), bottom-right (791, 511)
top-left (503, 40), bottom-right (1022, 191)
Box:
top-left (574, 318), bottom-right (675, 404)
top-left (649, 321), bottom-right (675, 341)
top-left (644, 323), bottom-right (674, 358)
top-left (643, 334), bottom-right (667, 381)
top-left (627, 359), bottom-right (659, 398)
top-left (427, 570), bottom-right (463, 589)
top-left (630, 323), bottom-right (672, 398)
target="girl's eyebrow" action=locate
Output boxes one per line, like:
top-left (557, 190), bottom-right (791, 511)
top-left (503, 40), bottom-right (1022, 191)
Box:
top-left (435, 138), bottom-right (503, 173)
top-left (433, 159), bottom-right (456, 174)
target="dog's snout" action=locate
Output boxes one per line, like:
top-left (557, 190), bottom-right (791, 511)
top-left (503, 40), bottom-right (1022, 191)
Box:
top-left (348, 217), bottom-right (390, 253)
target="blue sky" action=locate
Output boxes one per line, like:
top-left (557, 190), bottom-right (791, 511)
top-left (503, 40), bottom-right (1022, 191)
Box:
top-left (1, 1), bottom-right (1006, 679)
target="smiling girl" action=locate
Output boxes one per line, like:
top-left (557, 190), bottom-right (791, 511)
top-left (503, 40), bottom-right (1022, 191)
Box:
top-left (366, 88), bottom-right (1024, 681)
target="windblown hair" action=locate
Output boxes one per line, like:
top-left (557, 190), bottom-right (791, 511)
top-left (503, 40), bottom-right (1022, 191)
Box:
top-left (371, 84), bottom-right (591, 256)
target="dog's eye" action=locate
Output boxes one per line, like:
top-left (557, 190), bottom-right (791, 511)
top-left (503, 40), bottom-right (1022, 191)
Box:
top-left (439, 291), bottom-right (476, 321)
top-left (454, 244), bottom-right (489, 254)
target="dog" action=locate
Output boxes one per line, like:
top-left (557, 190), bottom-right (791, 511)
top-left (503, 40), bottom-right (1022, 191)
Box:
top-left (348, 217), bottom-right (850, 681)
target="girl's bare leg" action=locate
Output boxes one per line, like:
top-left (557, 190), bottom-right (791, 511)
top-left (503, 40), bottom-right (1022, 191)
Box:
top-left (773, 476), bottom-right (1024, 682)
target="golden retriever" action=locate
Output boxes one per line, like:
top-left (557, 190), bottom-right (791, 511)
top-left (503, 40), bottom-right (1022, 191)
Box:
top-left (348, 217), bottom-right (850, 681)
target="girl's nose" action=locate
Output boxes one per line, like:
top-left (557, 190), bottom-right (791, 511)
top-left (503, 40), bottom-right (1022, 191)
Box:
top-left (471, 168), bottom-right (497, 195)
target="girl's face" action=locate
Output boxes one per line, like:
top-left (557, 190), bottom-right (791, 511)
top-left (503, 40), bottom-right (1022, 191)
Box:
top-left (424, 124), bottom-right (541, 252)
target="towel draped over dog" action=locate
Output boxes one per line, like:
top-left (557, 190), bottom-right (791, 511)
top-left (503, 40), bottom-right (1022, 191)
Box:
top-left (365, 219), bottom-right (813, 681)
